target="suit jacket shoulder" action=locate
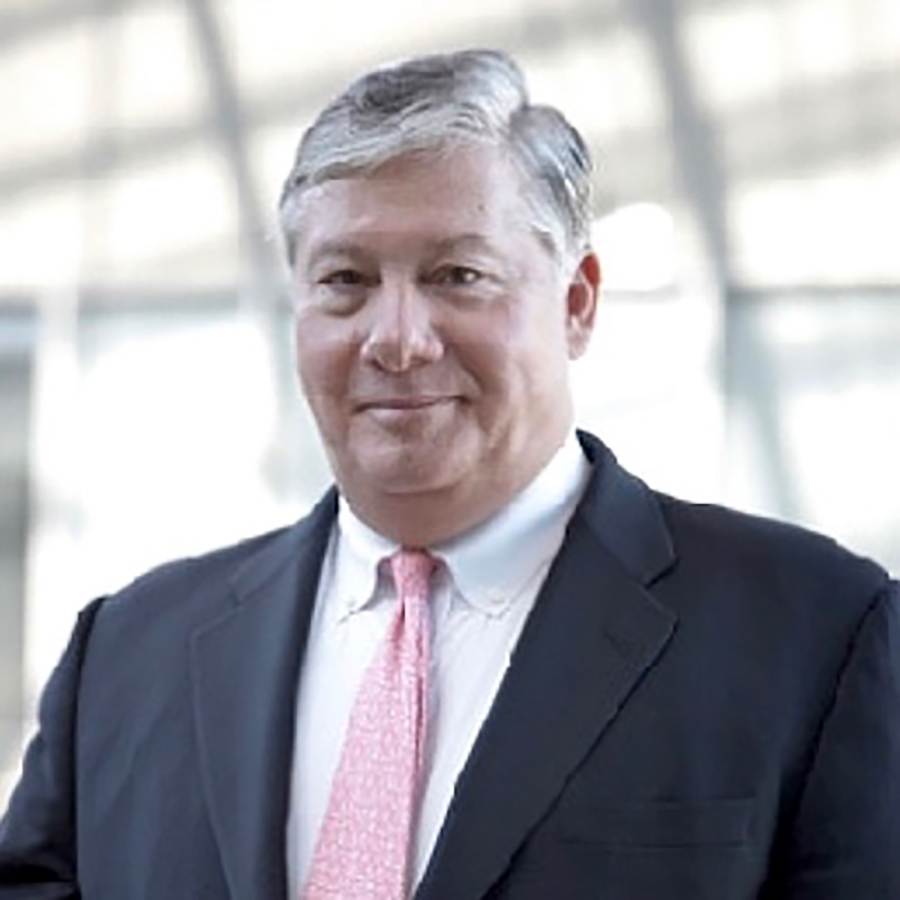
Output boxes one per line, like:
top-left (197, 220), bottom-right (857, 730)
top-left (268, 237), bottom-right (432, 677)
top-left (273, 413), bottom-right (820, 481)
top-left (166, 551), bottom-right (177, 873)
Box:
top-left (96, 487), bottom-right (338, 629)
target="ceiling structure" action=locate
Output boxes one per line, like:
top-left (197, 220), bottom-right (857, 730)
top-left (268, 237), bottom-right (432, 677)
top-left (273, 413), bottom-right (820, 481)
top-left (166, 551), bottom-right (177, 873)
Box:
top-left (0, 0), bottom-right (898, 297)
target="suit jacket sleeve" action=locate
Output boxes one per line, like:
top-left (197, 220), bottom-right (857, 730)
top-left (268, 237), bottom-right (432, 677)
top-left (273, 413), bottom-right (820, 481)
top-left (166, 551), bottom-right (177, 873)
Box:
top-left (0, 597), bottom-right (105, 899)
top-left (765, 578), bottom-right (900, 899)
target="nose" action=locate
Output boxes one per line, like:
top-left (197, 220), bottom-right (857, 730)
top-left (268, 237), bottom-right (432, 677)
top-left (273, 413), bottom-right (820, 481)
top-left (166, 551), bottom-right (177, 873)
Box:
top-left (360, 280), bottom-right (444, 372)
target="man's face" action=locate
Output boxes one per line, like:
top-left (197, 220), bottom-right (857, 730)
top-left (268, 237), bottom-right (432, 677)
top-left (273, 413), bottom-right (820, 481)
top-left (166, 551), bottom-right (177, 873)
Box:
top-left (290, 142), bottom-right (598, 537)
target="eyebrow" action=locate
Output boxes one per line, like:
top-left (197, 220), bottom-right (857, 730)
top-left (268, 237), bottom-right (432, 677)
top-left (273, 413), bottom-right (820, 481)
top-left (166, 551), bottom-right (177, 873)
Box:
top-left (305, 233), bottom-right (497, 266)
top-left (306, 240), bottom-right (366, 262)
top-left (430, 234), bottom-right (494, 254)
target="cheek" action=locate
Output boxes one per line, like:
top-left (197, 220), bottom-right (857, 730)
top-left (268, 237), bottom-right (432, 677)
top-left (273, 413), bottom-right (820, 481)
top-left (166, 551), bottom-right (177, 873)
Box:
top-left (450, 332), bottom-right (511, 403)
top-left (471, 307), bottom-right (557, 388)
top-left (498, 324), bottom-right (571, 412)
top-left (294, 322), bottom-right (356, 407)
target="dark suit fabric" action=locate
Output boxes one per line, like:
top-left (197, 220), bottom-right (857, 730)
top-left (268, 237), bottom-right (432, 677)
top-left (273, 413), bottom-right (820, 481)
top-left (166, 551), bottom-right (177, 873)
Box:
top-left (1, 432), bottom-right (897, 899)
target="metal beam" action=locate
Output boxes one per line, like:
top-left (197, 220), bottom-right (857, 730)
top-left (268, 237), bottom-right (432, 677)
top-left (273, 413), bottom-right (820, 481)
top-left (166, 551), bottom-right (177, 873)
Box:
top-left (182, 0), bottom-right (282, 296)
top-left (628, 0), bottom-right (733, 285)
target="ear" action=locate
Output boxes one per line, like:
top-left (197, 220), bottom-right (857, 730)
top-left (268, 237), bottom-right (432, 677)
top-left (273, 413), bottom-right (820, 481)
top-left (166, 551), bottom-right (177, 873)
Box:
top-left (565, 251), bottom-right (601, 359)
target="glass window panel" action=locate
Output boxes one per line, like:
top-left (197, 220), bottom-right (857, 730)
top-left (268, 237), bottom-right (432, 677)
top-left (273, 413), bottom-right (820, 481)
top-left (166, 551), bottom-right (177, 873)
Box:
top-left (0, 188), bottom-right (83, 287)
top-left (786, 0), bottom-right (859, 82)
top-left (219, 0), bottom-right (522, 96)
top-left (0, 20), bottom-right (92, 165)
top-left (527, 30), bottom-right (664, 135)
top-left (87, 146), bottom-right (238, 284)
top-left (730, 152), bottom-right (900, 285)
top-left (113, 0), bottom-right (208, 129)
top-left (725, 290), bottom-right (900, 574)
top-left (682, 3), bottom-right (785, 110)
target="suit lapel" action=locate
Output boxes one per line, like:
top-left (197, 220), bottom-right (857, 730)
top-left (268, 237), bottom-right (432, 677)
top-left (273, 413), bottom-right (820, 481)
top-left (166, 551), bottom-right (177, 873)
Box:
top-left (190, 491), bottom-right (337, 900)
top-left (416, 435), bottom-right (678, 900)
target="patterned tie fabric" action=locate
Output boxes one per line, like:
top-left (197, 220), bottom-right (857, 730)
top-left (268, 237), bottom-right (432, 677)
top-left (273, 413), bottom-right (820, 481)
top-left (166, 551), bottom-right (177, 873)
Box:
top-left (304, 548), bottom-right (437, 900)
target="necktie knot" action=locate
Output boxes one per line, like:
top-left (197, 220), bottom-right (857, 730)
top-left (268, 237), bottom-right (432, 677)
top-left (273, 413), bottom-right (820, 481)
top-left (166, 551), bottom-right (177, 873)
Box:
top-left (389, 548), bottom-right (437, 604)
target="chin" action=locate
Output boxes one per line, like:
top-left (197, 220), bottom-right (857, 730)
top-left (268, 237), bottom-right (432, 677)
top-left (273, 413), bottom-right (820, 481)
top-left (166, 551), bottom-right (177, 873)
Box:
top-left (352, 443), bottom-right (473, 497)
top-left (370, 461), bottom-right (460, 496)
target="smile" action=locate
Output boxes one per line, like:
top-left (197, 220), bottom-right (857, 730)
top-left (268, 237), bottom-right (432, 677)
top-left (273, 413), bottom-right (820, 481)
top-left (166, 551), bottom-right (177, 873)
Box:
top-left (358, 396), bottom-right (456, 412)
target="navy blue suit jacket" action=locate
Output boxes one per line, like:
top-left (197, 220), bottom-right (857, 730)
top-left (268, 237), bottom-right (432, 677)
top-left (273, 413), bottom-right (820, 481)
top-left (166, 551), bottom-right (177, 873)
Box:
top-left (1, 432), bottom-right (898, 898)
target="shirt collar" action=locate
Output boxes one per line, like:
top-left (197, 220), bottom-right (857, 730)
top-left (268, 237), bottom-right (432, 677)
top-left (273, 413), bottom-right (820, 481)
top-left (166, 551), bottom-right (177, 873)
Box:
top-left (330, 501), bottom-right (397, 622)
top-left (332, 432), bottom-right (590, 620)
top-left (434, 432), bottom-right (589, 615)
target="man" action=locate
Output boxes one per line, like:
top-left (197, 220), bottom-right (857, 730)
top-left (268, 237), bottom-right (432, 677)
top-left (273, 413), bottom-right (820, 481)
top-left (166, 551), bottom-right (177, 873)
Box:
top-left (1, 49), bottom-right (897, 900)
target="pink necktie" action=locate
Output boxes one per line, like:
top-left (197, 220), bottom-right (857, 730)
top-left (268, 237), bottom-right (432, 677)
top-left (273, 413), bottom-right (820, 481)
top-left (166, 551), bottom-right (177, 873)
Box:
top-left (303, 548), bottom-right (437, 900)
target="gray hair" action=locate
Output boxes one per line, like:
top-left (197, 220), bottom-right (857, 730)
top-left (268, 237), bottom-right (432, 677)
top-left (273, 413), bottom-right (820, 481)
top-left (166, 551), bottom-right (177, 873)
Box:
top-left (278, 49), bottom-right (593, 263)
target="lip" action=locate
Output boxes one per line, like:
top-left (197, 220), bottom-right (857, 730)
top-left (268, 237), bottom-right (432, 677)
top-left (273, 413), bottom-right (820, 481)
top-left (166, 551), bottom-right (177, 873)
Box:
top-left (357, 396), bottom-right (456, 412)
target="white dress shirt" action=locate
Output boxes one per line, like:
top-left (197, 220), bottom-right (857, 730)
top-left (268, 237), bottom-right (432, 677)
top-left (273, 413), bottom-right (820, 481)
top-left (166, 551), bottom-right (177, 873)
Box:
top-left (286, 433), bottom-right (590, 895)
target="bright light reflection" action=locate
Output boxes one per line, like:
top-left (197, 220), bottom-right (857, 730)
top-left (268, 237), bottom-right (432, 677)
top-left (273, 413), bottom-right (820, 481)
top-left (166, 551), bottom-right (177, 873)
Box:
top-left (781, 381), bottom-right (900, 546)
top-left (77, 317), bottom-right (282, 580)
top-left (105, 149), bottom-right (236, 270)
top-left (591, 203), bottom-right (675, 291)
top-left (732, 154), bottom-right (900, 285)
top-left (528, 31), bottom-right (663, 135)
top-left (0, 189), bottom-right (83, 286)
top-left (572, 289), bottom-right (724, 502)
top-left (25, 313), bottom-right (288, 704)
top-left (115, 3), bottom-right (207, 128)
top-left (682, 3), bottom-right (783, 109)
top-left (0, 22), bottom-right (91, 164)
top-left (787, 0), bottom-right (856, 81)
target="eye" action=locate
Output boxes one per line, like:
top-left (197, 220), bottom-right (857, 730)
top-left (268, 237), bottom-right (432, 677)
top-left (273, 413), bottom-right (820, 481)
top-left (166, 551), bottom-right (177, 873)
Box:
top-left (430, 265), bottom-right (483, 286)
top-left (309, 268), bottom-right (372, 315)
top-left (318, 269), bottom-right (367, 286)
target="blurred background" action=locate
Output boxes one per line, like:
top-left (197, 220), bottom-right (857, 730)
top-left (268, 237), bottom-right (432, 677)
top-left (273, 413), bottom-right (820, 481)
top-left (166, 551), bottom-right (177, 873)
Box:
top-left (1, 0), bottom-right (898, 806)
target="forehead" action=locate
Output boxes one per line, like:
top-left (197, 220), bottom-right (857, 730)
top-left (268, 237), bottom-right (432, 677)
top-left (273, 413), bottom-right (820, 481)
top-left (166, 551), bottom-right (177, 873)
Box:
top-left (291, 144), bottom-right (535, 257)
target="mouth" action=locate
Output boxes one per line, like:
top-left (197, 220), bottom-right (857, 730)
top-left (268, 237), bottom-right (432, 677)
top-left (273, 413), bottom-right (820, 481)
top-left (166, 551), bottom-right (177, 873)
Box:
top-left (357, 396), bottom-right (457, 412)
